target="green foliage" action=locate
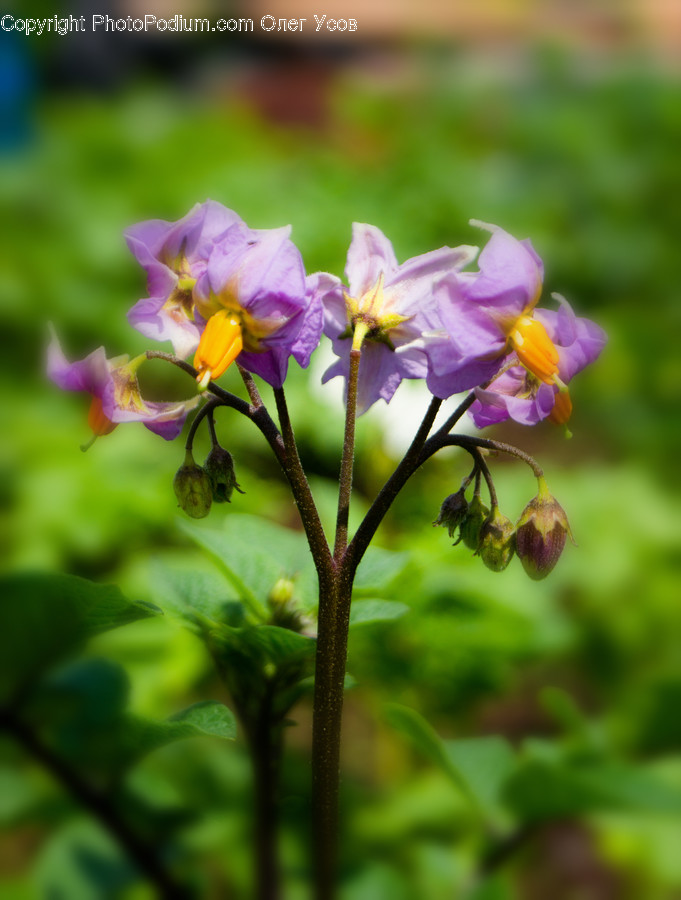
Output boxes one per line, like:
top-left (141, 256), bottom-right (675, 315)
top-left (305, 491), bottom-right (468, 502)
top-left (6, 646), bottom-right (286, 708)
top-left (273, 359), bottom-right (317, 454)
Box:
top-left (0, 572), bottom-right (159, 706)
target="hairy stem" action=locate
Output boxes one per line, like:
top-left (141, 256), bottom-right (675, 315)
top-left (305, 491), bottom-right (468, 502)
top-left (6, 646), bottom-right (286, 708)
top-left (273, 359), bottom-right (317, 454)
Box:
top-left (273, 387), bottom-right (333, 579)
top-left (420, 433), bottom-right (544, 479)
top-left (334, 349), bottom-right (361, 561)
top-left (311, 569), bottom-right (354, 900)
top-left (345, 396), bottom-right (442, 579)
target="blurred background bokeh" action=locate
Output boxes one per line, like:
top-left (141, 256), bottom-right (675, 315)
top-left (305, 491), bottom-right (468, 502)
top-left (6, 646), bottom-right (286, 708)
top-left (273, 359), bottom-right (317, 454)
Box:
top-left (2, 1), bottom-right (681, 897)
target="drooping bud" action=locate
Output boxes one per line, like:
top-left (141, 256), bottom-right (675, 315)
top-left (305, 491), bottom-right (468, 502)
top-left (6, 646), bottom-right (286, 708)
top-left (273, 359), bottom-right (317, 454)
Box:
top-left (476, 508), bottom-right (515, 572)
top-left (173, 450), bottom-right (212, 518)
top-left (460, 493), bottom-right (490, 551)
top-left (434, 489), bottom-right (469, 540)
top-left (203, 445), bottom-right (244, 503)
top-left (515, 479), bottom-right (574, 580)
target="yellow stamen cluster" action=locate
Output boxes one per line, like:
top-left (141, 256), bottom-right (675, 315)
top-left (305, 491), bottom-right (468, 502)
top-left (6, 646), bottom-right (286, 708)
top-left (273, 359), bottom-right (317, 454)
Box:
top-left (344, 272), bottom-right (411, 351)
top-left (194, 311), bottom-right (243, 390)
top-left (508, 315), bottom-right (560, 384)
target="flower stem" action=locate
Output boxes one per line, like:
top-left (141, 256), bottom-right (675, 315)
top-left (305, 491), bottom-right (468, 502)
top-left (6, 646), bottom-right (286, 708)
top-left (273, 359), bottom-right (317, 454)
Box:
top-left (345, 396), bottom-right (442, 577)
top-left (311, 570), bottom-right (353, 900)
top-left (334, 348), bottom-right (361, 561)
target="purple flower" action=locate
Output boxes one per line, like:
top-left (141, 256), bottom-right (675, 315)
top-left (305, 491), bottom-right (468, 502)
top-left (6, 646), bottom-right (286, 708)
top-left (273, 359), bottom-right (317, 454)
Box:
top-left (192, 223), bottom-right (322, 388)
top-left (47, 327), bottom-right (199, 441)
top-left (425, 222), bottom-right (547, 399)
top-left (468, 296), bottom-right (607, 427)
top-left (126, 200), bottom-right (242, 357)
top-left (312, 223), bottom-right (477, 413)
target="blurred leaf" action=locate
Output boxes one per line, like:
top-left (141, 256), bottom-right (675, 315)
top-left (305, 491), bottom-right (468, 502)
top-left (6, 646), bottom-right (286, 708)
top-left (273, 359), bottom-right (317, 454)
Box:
top-left (0, 572), bottom-right (159, 705)
top-left (504, 758), bottom-right (681, 822)
top-left (33, 818), bottom-right (136, 900)
top-left (384, 704), bottom-right (473, 802)
top-left (349, 599), bottom-right (409, 628)
top-left (385, 705), bottom-right (517, 819)
top-left (179, 515), bottom-right (316, 613)
top-left (353, 547), bottom-right (411, 595)
top-left (119, 700), bottom-right (237, 768)
top-left (148, 560), bottom-right (244, 629)
top-left (444, 737), bottom-right (516, 817)
top-left (213, 623), bottom-right (315, 671)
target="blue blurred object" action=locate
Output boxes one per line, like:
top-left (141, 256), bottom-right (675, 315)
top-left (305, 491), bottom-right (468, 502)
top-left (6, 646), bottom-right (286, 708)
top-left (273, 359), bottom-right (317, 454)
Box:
top-left (0, 29), bottom-right (35, 153)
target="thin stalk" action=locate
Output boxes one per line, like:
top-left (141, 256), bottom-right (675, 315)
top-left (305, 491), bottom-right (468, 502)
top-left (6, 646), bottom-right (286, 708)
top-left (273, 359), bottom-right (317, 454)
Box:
top-left (420, 434), bottom-right (544, 478)
top-left (273, 386), bottom-right (333, 580)
top-left (345, 396), bottom-right (442, 579)
top-left (0, 709), bottom-right (190, 899)
top-left (333, 347), bottom-right (361, 561)
top-left (185, 398), bottom-right (220, 452)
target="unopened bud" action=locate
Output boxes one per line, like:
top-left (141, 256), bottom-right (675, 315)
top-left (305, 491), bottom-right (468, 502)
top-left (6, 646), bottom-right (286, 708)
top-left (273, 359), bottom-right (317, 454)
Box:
top-left (434, 489), bottom-right (468, 539)
top-left (267, 577), bottom-right (307, 633)
top-left (173, 451), bottom-right (212, 518)
top-left (204, 445), bottom-right (243, 503)
top-left (460, 494), bottom-right (490, 551)
top-left (515, 481), bottom-right (574, 580)
top-left (476, 508), bottom-right (515, 572)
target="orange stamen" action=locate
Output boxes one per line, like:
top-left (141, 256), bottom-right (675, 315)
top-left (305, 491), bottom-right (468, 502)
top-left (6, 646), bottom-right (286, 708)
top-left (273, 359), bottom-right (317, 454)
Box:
top-left (194, 311), bottom-right (243, 390)
top-left (87, 395), bottom-right (117, 436)
top-left (509, 315), bottom-right (560, 384)
top-left (548, 388), bottom-right (573, 425)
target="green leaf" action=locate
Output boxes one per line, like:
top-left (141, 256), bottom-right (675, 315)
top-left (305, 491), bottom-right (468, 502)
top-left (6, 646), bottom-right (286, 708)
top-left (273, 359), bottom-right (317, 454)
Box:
top-left (179, 515), bottom-right (317, 613)
top-left (213, 623), bottom-right (316, 670)
top-left (353, 547), bottom-right (410, 594)
top-left (444, 737), bottom-right (516, 817)
top-left (149, 561), bottom-right (244, 629)
top-left (33, 819), bottom-right (135, 899)
top-left (0, 572), bottom-right (160, 705)
top-left (119, 700), bottom-right (237, 767)
top-left (384, 704), bottom-right (468, 794)
top-left (349, 599), bottom-right (409, 628)
top-left (504, 758), bottom-right (681, 822)
top-left (385, 705), bottom-right (517, 820)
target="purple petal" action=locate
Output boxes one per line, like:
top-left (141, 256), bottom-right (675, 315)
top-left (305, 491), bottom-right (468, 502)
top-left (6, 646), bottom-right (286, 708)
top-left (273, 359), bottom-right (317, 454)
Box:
top-left (47, 328), bottom-right (110, 397)
top-left (345, 223), bottom-right (399, 298)
top-left (127, 295), bottom-right (201, 358)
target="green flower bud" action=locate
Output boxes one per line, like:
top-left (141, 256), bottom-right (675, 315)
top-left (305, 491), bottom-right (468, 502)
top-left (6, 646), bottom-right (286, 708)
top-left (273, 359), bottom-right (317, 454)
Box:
top-left (204, 445), bottom-right (243, 503)
top-left (476, 508), bottom-right (515, 572)
top-left (434, 489), bottom-right (469, 539)
top-left (173, 450), bottom-right (212, 518)
top-left (460, 493), bottom-right (490, 551)
top-left (515, 480), bottom-right (574, 580)
top-left (267, 577), bottom-right (307, 633)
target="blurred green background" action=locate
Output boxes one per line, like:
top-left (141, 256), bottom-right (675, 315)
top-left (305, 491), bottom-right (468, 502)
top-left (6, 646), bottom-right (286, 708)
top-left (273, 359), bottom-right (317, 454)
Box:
top-left (1, 3), bottom-right (681, 897)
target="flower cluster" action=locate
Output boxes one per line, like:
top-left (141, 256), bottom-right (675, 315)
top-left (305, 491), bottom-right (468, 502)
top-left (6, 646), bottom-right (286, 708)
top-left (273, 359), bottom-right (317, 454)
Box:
top-left (48, 201), bottom-right (605, 445)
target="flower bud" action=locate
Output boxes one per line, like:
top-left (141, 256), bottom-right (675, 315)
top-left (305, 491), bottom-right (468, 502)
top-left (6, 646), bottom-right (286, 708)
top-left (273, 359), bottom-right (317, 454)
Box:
top-left (204, 445), bottom-right (243, 503)
top-left (434, 489), bottom-right (468, 539)
top-left (173, 451), bottom-right (212, 518)
top-left (460, 494), bottom-right (490, 551)
top-left (267, 577), bottom-right (307, 633)
top-left (476, 508), bottom-right (515, 572)
top-left (515, 483), bottom-right (574, 580)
